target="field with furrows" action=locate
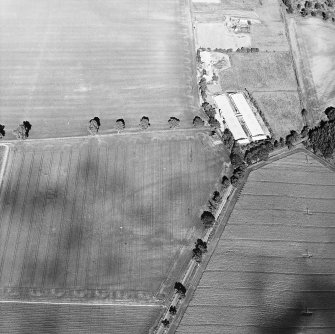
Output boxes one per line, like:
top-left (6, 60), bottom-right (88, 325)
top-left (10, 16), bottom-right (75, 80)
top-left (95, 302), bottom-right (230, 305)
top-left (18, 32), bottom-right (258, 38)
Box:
top-left (176, 152), bottom-right (335, 333)
top-left (0, 132), bottom-right (224, 298)
top-left (0, 302), bottom-right (161, 334)
top-left (0, 0), bottom-right (197, 139)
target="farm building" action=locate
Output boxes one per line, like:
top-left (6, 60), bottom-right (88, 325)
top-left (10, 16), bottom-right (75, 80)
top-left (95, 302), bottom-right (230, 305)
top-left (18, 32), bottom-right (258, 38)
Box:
top-left (229, 92), bottom-right (268, 141)
top-left (214, 94), bottom-right (249, 144)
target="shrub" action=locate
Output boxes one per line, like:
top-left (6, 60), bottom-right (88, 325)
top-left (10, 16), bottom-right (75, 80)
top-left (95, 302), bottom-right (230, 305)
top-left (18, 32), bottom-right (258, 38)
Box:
top-left (169, 306), bottom-right (177, 315)
top-left (0, 124), bottom-right (5, 138)
top-left (322, 11), bottom-right (329, 20)
top-left (286, 130), bottom-right (300, 149)
top-left (222, 128), bottom-right (234, 149)
top-left (139, 116), bottom-right (150, 130)
top-left (193, 116), bottom-right (204, 128)
top-left (325, 106), bottom-right (335, 121)
top-left (301, 125), bottom-right (309, 138)
top-left (202, 102), bottom-right (216, 118)
top-left (168, 117), bottom-right (180, 129)
top-left (208, 117), bottom-right (220, 129)
top-left (115, 119), bottom-right (125, 131)
top-left (221, 175), bottom-right (231, 189)
top-left (161, 319), bottom-right (170, 328)
top-left (201, 211), bottom-right (215, 228)
top-left (192, 247), bottom-right (203, 263)
top-left (305, 1), bottom-right (312, 8)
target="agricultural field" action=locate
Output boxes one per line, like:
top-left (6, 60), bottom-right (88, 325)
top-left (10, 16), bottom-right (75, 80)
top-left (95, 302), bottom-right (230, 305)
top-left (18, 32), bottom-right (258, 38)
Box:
top-left (253, 91), bottom-right (303, 138)
top-left (0, 0), bottom-right (197, 139)
top-left (0, 302), bottom-right (161, 334)
top-left (0, 132), bottom-right (224, 300)
top-left (176, 152), bottom-right (335, 333)
top-left (219, 52), bottom-right (297, 92)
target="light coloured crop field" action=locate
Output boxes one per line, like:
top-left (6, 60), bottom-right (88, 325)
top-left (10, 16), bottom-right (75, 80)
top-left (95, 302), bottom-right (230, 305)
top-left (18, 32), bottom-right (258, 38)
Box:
top-left (0, 0), bottom-right (197, 139)
top-left (252, 91), bottom-right (303, 138)
top-left (177, 152), bottom-right (335, 333)
top-left (0, 302), bottom-right (161, 334)
top-left (219, 52), bottom-right (297, 92)
top-left (297, 17), bottom-right (335, 110)
top-left (0, 132), bottom-right (224, 299)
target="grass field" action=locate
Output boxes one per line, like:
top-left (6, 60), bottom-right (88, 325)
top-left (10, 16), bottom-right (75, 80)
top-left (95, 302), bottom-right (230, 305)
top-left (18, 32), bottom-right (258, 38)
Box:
top-left (0, 132), bottom-right (224, 299)
top-left (297, 17), bottom-right (335, 110)
top-left (253, 91), bottom-right (303, 138)
top-left (219, 52), bottom-right (297, 92)
top-left (0, 0), bottom-right (197, 139)
top-left (0, 302), bottom-right (161, 334)
top-left (177, 152), bottom-right (335, 333)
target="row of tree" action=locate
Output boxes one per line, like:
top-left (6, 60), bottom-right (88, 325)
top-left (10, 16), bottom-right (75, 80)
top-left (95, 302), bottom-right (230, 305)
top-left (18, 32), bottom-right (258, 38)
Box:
top-left (88, 116), bottom-right (210, 135)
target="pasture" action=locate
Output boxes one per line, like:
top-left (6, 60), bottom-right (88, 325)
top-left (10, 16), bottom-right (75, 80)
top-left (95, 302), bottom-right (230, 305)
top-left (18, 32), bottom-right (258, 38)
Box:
top-left (0, 302), bottom-right (161, 334)
top-left (177, 152), bottom-right (335, 333)
top-left (0, 132), bottom-right (224, 299)
top-left (0, 0), bottom-right (197, 139)
top-left (253, 91), bottom-right (303, 138)
top-left (297, 17), bottom-right (335, 110)
top-left (219, 52), bottom-right (297, 92)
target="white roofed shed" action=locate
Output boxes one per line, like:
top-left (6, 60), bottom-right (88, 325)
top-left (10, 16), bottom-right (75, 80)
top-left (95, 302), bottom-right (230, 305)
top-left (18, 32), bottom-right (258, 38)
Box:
top-left (214, 94), bottom-right (249, 145)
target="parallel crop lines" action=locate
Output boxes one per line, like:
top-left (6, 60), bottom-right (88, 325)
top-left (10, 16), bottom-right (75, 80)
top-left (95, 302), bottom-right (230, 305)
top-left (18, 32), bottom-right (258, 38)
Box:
top-left (18, 153), bottom-right (45, 287)
top-left (0, 135), bottom-right (223, 298)
top-left (27, 150), bottom-right (54, 286)
top-left (84, 144), bottom-right (100, 287)
top-left (177, 152), bottom-right (335, 333)
top-left (0, 151), bottom-right (31, 284)
top-left (34, 149), bottom-right (61, 287)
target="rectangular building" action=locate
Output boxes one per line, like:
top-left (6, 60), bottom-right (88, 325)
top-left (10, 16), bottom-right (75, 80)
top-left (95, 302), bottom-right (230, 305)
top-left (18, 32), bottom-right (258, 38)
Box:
top-left (229, 92), bottom-right (267, 141)
top-left (214, 94), bottom-right (249, 144)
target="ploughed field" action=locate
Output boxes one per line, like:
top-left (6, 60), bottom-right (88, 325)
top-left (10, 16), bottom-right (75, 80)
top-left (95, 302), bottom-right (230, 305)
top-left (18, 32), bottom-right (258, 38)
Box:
top-left (0, 0), bottom-right (197, 139)
top-left (0, 302), bottom-right (161, 334)
top-left (0, 132), bottom-right (224, 299)
top-left (177, 152), bottom-right (335, 333)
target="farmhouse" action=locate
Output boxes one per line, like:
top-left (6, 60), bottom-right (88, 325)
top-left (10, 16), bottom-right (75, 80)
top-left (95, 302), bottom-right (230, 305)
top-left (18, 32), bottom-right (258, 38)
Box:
top-left (214, 94), bottom-right (249, 144)
top-left (229, 92), bottom-right (268, 141)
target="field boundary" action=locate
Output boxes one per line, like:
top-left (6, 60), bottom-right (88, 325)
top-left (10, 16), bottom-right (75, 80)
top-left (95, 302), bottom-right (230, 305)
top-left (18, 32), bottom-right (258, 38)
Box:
top-left (0, 127), bottom-right (211, 146)
top-left (0, 299), bottom-right (161, 307)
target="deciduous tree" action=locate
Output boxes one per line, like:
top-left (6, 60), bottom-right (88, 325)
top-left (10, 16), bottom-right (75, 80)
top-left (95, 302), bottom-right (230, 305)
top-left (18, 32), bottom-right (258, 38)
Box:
top-left (168, 117), bottom-right (180, 129)
top-left (115, 119), bottom-right (125, 131)
top-left (139, 116), bottom-right (150, 130)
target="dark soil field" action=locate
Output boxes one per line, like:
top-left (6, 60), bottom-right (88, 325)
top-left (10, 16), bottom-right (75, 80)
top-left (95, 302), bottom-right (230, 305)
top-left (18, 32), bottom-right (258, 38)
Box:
top-left (0, 0), bottom-right (197, 139)
top-left (0, 302), bottom-right (161, 334)
top-left (0, 131), bottom-right (224, 299)
top-left (176, 152), bottom-right (335, 333)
